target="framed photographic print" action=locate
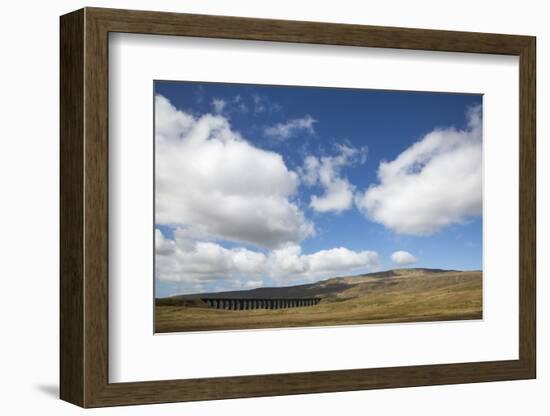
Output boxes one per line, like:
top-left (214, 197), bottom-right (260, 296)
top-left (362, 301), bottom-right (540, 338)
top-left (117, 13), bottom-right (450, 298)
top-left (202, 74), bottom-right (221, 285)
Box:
top-left (60, 7), bottom-right (536, 408)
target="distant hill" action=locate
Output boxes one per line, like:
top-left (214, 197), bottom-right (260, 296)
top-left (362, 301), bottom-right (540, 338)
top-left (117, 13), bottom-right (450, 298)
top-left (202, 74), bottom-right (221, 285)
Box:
top-left (156, 268), bottom-right (480, 306)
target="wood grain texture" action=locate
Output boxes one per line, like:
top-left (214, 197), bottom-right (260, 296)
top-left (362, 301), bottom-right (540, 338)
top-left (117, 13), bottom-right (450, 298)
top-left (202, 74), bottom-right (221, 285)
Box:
top-left (83, 9), bottom-right (110, 406)
top-left (59, 7), bottom-right (537, 408)
top-left (88, 7), bottom-right (532, 54)
top-left (59, 8), bottom-right (84, 406)
top-left (518, 38), bottom-right (536, 375)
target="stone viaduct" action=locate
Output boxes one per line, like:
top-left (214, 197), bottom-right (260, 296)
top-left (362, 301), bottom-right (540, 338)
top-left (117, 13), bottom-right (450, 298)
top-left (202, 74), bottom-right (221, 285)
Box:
top-left (201, 298), bottom-right (320, 311)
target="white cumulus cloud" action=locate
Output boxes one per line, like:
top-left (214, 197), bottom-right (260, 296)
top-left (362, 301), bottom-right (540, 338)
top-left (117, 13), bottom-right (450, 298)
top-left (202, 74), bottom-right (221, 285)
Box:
top-left (264, 115), bottom-right (317, 140)
top-left (155, 94), bottom-right (195, 139)
top-left (355, 105), bottom-right (482, 235)
top-left (268, 244), bottom-right (379, 282)
top-left (156, 229), bottom-right (379, 286)
top-left (391, 250), bottom-right (418, 266)
top-left (155, 95), bottom-right (315, 249)
top-left (302, 144), bottom-right (368, 213)
top-left (155, 229), bottom-right (267, 284)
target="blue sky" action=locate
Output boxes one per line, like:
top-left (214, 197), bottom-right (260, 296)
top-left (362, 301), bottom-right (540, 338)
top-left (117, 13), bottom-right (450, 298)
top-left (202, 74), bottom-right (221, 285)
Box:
top-left (154, 81), bottom-right (482, 297)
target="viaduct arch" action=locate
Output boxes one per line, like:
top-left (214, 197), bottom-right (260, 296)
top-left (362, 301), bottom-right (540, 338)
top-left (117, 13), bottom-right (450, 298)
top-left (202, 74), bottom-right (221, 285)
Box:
top-left (201, 298), bottom-right (320, 310)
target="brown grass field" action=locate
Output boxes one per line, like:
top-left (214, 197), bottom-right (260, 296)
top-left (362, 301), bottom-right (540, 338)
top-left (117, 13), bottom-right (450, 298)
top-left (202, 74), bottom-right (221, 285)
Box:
top-left (155, 269), bottom-right (482, 333)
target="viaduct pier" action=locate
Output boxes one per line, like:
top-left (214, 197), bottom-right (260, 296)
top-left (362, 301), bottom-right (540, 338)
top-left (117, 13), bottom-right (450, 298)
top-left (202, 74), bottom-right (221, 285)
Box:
top-left (201, 298), bottom-right (320, 311)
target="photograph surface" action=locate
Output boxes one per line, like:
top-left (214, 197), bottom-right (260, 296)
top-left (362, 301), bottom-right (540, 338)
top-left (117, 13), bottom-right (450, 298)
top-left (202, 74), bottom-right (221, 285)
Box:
top-left (154, 81), bottom-right (483, 333)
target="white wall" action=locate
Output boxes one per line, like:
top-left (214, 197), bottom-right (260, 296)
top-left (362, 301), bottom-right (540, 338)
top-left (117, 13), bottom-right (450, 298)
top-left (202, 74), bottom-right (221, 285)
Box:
top-left (0, 0), bottom-right (545, 414)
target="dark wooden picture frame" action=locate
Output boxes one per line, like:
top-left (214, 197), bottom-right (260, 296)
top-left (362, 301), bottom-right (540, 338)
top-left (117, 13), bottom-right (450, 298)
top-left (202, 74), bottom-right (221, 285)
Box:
top-left (60, 7), bottom-right (536, 408)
